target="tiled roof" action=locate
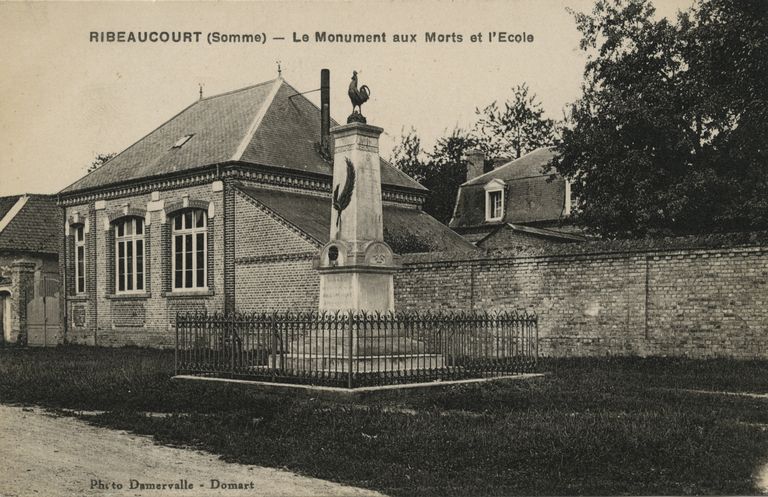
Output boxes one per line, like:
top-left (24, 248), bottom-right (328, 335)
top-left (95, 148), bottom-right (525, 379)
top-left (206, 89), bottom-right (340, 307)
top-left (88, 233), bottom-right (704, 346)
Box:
top-left (0, 195), bottom-right (21, 220)
top-left (62, 78), bottom-right (425, 194)
top-left (450, 147), bottom-right (567, 229)
top-left (237, 185), bottom-right (475, 254)
top-left (0, 194), bottom-right (61, 254)
top-left (463, 147), bottom-right (557, 186)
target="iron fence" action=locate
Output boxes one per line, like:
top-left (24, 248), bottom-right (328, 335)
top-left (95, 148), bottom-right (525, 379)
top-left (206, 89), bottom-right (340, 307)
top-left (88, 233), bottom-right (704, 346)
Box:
top-left (175, 310), bottom-right (537, 388)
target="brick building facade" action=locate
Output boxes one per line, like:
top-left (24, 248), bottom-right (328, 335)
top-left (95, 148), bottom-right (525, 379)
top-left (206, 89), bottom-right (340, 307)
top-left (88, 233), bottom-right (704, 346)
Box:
top-left (58, 75), bottom-right (473, 347)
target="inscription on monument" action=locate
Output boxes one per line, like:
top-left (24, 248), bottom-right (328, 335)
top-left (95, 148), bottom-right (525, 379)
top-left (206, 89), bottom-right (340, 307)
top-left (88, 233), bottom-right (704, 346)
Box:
top-left (320, 272), bottom-right (355, 310)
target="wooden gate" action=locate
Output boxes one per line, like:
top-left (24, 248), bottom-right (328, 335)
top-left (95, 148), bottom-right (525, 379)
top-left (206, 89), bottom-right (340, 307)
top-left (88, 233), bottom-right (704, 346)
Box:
top-left (26, 274), bottom-right (61, 347)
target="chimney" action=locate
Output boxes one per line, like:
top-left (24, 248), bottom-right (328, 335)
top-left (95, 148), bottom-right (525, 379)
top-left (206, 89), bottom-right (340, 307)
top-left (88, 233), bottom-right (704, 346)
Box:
top-left (465, 149), bottom-right (485, 181)
top-left (321, 69), bottom-right (331, 157)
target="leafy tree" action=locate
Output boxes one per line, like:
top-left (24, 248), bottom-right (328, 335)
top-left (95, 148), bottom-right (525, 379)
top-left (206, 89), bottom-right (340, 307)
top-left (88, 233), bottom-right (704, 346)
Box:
top-left (474, 83), bottom-right (556, 160)
top-left (390, 128), bottom-right (478, 224)
top-left (425, 129), bottom-right (479, 224)
top-left (390, 127), bottom-right (425, 183)
top-left (87, 153), bottom-right (117, 173)
top-left (384, 227), bottom-right (433, 254)
top-left (552, 0), bottom-right (768, 238)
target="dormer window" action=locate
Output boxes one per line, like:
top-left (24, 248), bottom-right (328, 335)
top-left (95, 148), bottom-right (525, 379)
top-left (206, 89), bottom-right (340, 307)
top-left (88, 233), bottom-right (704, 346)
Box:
top-left (484, 179), bottom-right (505, 222)
top-left (172, 134), bottom-right (194, 149)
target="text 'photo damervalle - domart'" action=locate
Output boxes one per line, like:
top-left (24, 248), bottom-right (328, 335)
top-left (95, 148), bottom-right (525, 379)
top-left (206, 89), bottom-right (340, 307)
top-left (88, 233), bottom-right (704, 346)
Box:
top-left (1, 1), bottom-right (767, 496)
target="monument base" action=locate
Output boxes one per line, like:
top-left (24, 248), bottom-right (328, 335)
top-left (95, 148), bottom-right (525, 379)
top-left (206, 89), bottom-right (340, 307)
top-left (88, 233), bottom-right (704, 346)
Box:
top-left (318, 266), bottom-right (395, 312)
top-left (277, 353), bottom-right (445, 373)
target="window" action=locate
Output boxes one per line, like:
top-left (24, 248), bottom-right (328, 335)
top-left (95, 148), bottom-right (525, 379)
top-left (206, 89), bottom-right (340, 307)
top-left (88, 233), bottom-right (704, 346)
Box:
top-left (487, 191), bottom-right (503, 220)
top-left (74, 225), bottom-right (85, 294)
top-left (484, 179), bottom-right (506, 222)
top-left (115, 218), bottom-right (145, 293)
top-left (172, 210), bottom-right (207, 290)
top-left (172, 134), bottom-right (194, 149)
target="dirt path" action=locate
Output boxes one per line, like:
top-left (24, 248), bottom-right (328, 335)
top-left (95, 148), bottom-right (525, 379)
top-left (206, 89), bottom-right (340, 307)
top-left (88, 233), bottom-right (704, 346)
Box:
top-left (0, 405), bottom-right (386, 497)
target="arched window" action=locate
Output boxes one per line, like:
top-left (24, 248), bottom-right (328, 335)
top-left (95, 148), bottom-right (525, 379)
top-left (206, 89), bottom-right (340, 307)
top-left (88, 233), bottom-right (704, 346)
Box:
top-left (114, 217), bottom-right (145, 293)
top-left (74, 224), bottom-right (86, 294)
top-left (171, 209), bottom-right (207, 290)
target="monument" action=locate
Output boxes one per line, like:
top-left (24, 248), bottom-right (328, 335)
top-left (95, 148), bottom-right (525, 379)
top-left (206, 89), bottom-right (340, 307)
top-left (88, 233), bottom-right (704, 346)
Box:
top-left (294, 70), bottom-right (441, 376)
top-left (315, 71), bottom-right (399, 312)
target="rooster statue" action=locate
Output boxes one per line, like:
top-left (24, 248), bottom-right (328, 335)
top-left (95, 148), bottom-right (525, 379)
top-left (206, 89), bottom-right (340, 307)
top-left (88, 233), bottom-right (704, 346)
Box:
top-left (347, 71), bottom-right (370, 123)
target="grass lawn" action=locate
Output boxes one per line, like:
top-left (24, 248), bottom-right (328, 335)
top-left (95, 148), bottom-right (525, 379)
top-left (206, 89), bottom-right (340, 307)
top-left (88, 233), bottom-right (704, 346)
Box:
top-left (1, 346), bottom-right (767, 496)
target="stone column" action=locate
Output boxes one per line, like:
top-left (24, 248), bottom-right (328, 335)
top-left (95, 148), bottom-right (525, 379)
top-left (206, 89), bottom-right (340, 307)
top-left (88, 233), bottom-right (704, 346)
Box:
top-left (10, 261), bottom-right (36, 345)
top-left (316, 122), bottom-right (399, 312)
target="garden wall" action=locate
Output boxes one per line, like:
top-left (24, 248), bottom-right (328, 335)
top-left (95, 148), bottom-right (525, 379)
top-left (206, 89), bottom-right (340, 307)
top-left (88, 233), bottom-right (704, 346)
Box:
top-left (394, 233), bottom-right (768, 359)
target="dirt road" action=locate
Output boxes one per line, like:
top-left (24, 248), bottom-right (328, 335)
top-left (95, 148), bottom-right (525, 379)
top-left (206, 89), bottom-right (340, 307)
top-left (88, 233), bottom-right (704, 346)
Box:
top-left (0, 405), bottom-right (385, 497)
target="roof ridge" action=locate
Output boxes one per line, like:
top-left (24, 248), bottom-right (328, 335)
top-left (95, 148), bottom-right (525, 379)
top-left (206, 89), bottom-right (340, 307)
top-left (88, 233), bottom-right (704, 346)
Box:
top-left (231, 78), bottom-right (284, 161)
top-left (200, 78), bottom-right (279, 102)
top-left (463, 146), bottom-right (557, 186)
top-left (279, 78), bottom-right (342, 127)
top-left (0, 195), bottom-right (29, 234)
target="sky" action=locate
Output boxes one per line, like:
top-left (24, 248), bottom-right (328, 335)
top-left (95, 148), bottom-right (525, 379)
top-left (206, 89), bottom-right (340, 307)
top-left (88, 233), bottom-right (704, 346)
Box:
top-left (0, 0), bottom-right (693, 197)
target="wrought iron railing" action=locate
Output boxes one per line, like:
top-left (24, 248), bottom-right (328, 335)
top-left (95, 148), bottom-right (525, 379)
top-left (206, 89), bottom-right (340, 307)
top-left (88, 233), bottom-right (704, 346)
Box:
top-left (175, 310), bottom-right (537, 388)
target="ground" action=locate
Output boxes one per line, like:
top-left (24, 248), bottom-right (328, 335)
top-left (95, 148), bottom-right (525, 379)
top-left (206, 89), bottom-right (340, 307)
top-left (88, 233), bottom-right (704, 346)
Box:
top-left (0, 405), bottom-right (383, 497)
top-left (1, 347), bottom-right (768, 496)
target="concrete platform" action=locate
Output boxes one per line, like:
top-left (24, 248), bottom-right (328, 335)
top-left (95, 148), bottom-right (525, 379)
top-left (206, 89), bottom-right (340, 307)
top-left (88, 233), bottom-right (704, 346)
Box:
top-left (172, 373), bottom-right (546, 401)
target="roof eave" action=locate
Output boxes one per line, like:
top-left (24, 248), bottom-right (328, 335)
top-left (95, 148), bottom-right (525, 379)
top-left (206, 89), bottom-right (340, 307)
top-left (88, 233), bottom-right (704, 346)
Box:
top-left (58, 159), bottom-right (428, 203)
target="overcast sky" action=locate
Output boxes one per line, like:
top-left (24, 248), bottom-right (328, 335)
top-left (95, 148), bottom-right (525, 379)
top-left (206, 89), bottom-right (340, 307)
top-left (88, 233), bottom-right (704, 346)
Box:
top-left (0, 0), bottom-right (693, 197)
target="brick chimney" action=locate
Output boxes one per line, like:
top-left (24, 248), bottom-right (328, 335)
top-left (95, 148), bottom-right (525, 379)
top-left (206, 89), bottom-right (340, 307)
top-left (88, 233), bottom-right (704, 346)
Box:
top-left (465, 149), bottom-right (485, 182)
top-left (320, 69), bottom-right (331, 158)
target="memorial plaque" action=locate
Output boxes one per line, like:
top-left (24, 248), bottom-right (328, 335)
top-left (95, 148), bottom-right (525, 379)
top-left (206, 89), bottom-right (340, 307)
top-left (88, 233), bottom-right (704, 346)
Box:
top-left (72, 304), bottom-right (86, 328)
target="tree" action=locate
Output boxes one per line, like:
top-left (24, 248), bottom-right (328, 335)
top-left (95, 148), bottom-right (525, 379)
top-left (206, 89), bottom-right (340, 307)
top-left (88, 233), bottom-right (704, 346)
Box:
top-left (87, 153), bottom-right (116, 173)
top-left (390, 127), bottom-right (425, 183)
top-left (474, 83), bottom-right (556, 160)
top-left (390, 128), bottom-right (477, 224)
top-left (551, 0), bottom-right (768, 238)
top-left (425, 129), bottom-right (479, 224)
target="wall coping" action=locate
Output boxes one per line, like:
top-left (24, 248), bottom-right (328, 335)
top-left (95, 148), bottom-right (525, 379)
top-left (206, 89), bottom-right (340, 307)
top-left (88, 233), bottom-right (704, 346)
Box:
top-left (401, 230), bottom-right (768, 266)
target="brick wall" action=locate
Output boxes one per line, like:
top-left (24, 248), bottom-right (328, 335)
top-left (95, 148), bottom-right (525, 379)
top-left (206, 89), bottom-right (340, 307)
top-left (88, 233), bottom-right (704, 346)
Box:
top-left (395, 234), bottom-right (768, 359)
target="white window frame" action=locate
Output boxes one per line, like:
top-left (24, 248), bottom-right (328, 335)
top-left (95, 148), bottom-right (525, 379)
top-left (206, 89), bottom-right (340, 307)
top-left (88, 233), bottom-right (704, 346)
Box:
top-left (171, 209), bottom-right (208, 291)
top-left (114, 217), bottom-right (146, 294)
top-left (484, 179), bottom-right (506, 222)
top-left (74, 225), bottom-right (85, 294)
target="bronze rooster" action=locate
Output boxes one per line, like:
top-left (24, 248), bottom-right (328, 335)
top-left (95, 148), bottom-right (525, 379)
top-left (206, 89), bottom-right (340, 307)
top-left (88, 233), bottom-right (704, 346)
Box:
top-left (348, 71), bottom-right (370, 114)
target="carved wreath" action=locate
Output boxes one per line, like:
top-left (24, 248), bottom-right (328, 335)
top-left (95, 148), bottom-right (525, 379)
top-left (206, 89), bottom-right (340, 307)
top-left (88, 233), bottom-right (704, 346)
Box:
top-left (333, 158), bottom-right (356, 228)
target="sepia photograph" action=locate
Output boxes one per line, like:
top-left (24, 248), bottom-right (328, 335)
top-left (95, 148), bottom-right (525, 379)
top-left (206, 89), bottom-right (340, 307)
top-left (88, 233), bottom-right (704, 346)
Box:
top-left (0, 0), bottom-right (767, 495)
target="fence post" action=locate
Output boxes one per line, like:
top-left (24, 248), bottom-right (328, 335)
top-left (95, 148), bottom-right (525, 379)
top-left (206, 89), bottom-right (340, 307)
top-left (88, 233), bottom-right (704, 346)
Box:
top-left (228, 313), bottom-right (234, 376)
top-left (348, 310), bottom-right (354, 389)
top-left (270, 312), bottom-right (277, 371)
